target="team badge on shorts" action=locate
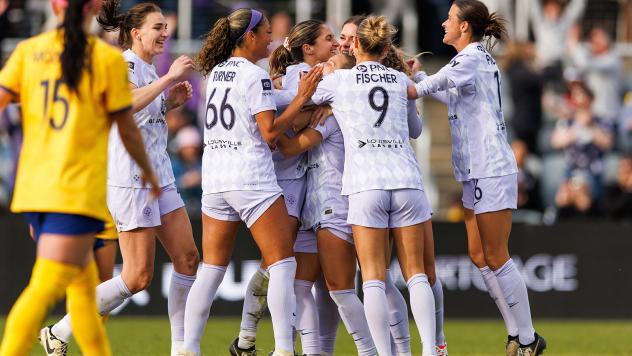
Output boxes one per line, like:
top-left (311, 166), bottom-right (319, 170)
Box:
top-left (285, 194), bottom-right (296, 207)
top-left (142, 206), bottom-right (153, 220)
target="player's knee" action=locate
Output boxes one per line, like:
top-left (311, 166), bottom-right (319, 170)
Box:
top-left (483, 253), bottom-right (507, 271)
top-left (126, 270), bottom-right (153, 293)
top-left (468, 249), bottom-right (487, 268)
top-left (173, 248), bottom-right (200, 275)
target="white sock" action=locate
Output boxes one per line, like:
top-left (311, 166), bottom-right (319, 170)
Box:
top-left (169, 271), bottom-right (196, 356)
top-left (51, 275), bottom-right (132, 343)
top-left (330, 289), bottom-right (376, 356)
top-left (294, 279), bottom-right (320, 354)
top-left (314, 277), bottom-right (339, 354)
top-left (385, 270), bottom-right (411, 355)
top-left (431, 278), bottom-right (446, 346)
top-left (494, 259), bottom-right (536, 345)
top-left (182, 264), bottom-right (226, 355)
top-left (267, 257), bottom-right (297, 353)
top-left (407, 274), bottom-right (436, 356)
top-left (362, 280), bottom-right (391, 356)
top-left (238, 266), bottom-right (270, 349)
top-left (480, 265), bottom-right (519, 337)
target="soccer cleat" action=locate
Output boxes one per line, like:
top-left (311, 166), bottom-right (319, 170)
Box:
top-left (506, 335), bottom-right (519, 356)
top-left (266, 350), bottom-right (295, 356)
top-left (229, 338), bottom-right (258, 356)
top-left (436, 342), bottom-right (448, 356)
top-left (517, 333), bottom-right (547, 356)
top-left (176, 350), bottom-right (198, 356)
top-left (39, 325), bottom-right (68, 356)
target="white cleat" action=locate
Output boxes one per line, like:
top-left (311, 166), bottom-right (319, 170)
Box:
top-left (176, 350), bottom-right (199, 356)
top-left (39, 326), bottom-right (68, 356)
top-left (436, 343), bottom-right (448, 356)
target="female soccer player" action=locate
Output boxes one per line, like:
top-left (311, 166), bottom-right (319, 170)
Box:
top-left (42, 2), bottom-right (200, 355)
top-left (311, 15), bottom-right (436, 356)
top-left (408, 1), bottom-right (546, 355)
top-left (179, 9), bottom-right (322, 356)
top-left (275, 52), bottom-right (379, 356)
top-left (0, 0), bottom-right (158, 355)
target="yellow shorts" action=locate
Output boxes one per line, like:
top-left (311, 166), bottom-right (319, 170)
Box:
top-left (95, 216), bottom-right (118, 240)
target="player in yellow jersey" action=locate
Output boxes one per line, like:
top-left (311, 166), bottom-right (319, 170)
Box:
top-left (0, 0), bottom-right (160, 355)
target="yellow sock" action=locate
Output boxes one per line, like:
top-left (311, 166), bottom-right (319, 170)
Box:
top-left (66, 260), bottom-right (112, 356)
top-left (0, 258), bottom-right (80, 356)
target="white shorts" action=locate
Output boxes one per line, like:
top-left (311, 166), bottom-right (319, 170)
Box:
top-left (294, 229), bottom-right (318, 253)
top-left (278, 178), bottom-right (307, 219)
top-left (201, 189), bottom-right (282, 228)
top-left (347, 189), bottom-right (432, 229)
top-left (107, 183), bottom-right (185, 232)
top-left (462, 174), bottom-right (518, 215)
top-left (315, 219), bottom-right (354, 245)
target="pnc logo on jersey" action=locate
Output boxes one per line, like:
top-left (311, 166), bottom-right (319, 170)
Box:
top-left (261, 79), bottom-right (272, 91)
top-left (127, 62), bottom-right (135, 70)
top-left (358, 140), bottom-right (367, 148)
top-left (356, 65), bottom-right (368, 72)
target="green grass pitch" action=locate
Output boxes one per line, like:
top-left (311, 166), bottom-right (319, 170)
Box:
top-left (3, 317), bottom-right (632, 355)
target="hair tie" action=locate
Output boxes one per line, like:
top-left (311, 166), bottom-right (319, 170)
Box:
top-left (236, 9), bottom-right (263, 42)
top-left (283, 37), bottom-right (290, 51)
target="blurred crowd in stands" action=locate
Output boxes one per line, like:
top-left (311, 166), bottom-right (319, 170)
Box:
top-left (1, 0), bottom-right (631, 224)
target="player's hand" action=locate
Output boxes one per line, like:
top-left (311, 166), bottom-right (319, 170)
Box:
top-left (141, 171), bottom-right (161, 199)
top-left (311, 104), bottom-right (333, 127)
top-left (167, 55), bottom-right (195, 82)
top-left (297, 65), bottom-right (323, 101)
top-left (272, 76), bottom-right (284, 90)
top-left (167, 81), bottom-right (193, 110)
top-left (407, 57), bottom-right (422, 73)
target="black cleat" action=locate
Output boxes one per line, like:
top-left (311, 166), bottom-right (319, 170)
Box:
top-left (517, 333), bottom-right (547, 356)
top-left (229, 338), bottom-right (257, 356)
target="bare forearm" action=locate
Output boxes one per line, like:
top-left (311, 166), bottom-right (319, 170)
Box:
top-left (131, 75), bottom-right (173, 113)
top-left (117, 121), bottom-right (154, 176)
top-left (269, 96), bottom-right (308, 142)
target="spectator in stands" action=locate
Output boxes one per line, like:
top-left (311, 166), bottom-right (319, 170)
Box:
top-left (555, 169), bottom-right (599, 220)
top-left (504, 41), bottom-right (543, 154)
top-left (512, 140), bottom-right (542, 211)
top-left (567, 26), bottom-right (622, 123)
top-left (529, 0), bottom-right (586, 89)
top-left (600, 154), bottom-right (632, 220)
top-left (268, 11), bottom-right (292, 55)
top-left (166, 106), bottom-right (195, 155)
top-left (171, 125), bottom-right (202, 216)
top-left (551, 81), bottom-right (613, 198)
top-left (618, 92), bottom-right (632, 152)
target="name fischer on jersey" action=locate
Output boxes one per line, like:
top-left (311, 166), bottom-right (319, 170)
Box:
top-left (358, 138), bottom-right (405, 149)
top-left (355, 63), bottom-right (398, 84)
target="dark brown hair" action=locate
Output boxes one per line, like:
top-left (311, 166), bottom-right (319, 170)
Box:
top-left (343, 15), bottom-right (366, 28)
top-left (269, 20), bottom-right (324, 77)
top-left (195, 8), bottom-right (266, 77)
top-left (60, 0), bottom-right (93, 93)
top-left (453, 0), bottom-right (508, 50)
top-left (97, 0), bottom-right (162, 49)
top-left (382, 45), bottom-right (411, 75)
top-left (356, 15), bottom-right (397, 56)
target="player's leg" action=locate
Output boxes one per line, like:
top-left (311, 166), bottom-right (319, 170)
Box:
top-left (421, 221), bottom-right (448, 354)
top-left (157, 201), bottom-right (200, 356)
top-left (294, 230), bottom-right (321, 355)
top-left (318, 227), bottom-right (376, 356)
top-left (248, 196), bottom-right (297, 355)
top-left (313, 275), bottom-right (340, 356)
top-left (232, 262), bottom-right (270, 354)
top-left (384, 237), bottom-right (411, 356)
top-left (181, 212), bottom-right (240, 356)
top-left (94, 240), bottom-right (118, 282)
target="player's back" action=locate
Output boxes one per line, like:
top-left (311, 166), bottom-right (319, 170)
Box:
top-left (314, 62), bottom-right (423, 195)
top-left (1, 30), bottom-right (132, 221)
top-left (202, 57), bottom-right (279, 193)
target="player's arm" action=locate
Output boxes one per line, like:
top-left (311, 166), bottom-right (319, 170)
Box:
top-left (131, 55), bottom-right (194, 113)
top-left (0, 88), bottom-right (13, 114)
top-left (0, 42), bottom-right (23, 114)
top-left (277, 128), bottom-right (323, 158)
top-left (407, 99), bottom-right (422, 139)
top-left (110, 108), bottom-right (160, 197)
top-left (408, 54), bottom-right (475, 100)
top-left (256, 66), bottom-right (323, 145)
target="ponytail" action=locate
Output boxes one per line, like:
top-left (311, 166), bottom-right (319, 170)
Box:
top-left (356, 15), bottom-right (397, 56)
top-left (454, 0), bottom-right (508, 50)
top-left (269, 45), bottom-right (294, 77)
top-left (195, 9), bottom-right (265, 77)
top-left (60, 0), bottom-right (91, 93)
top-left (97, 0), bottom-right (162, 49)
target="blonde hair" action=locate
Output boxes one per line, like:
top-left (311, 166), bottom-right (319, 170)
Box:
top-left (382, 45), bottom-right (411, 75)
top-left (356, 15), bottom-right (398, 56)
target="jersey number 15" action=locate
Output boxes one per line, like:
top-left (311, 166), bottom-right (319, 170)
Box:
top-left (41, 79), bottom-right (69, 130)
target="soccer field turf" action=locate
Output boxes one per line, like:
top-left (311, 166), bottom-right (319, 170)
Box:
top-left (3, 317), bottom-right (632, 355)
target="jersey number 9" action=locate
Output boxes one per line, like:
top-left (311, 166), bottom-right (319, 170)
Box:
top-left (41, 79), bottom-right (69, 130)
top-left (206, 88), bottom-right (235, 131)
top-left (369, 86), bottom-right (389, 128)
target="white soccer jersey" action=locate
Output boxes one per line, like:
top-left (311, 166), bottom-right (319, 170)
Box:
top-left (414, 42), bottom-right (518, 181)
top-left (271, 62), bottom-right (310, 180)
top-left (202, 57), bottom-right (280, 193)
top-left (301, 117), bottom-right (347, 228)
top-left (108, 49), bottom-right (174, 188)
top-left (312, 62), bottom-right (424, 195)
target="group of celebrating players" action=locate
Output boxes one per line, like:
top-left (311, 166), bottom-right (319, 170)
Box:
top-left (0, 0), bottom-right (548, 355)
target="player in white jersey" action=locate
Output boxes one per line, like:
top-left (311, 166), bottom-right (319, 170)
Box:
top-left (227, 20), bottom-right (339, 356)
top-left (311, 15), bottom-right (436, 356)
top-left (408, 1), bottom-right (546, 355)
top-left (44, 3), bottom-right (200, 356)
top-left (178, 9), bottom-right (322, 356)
